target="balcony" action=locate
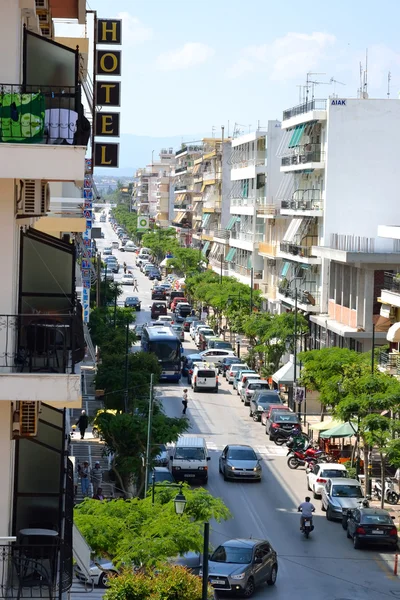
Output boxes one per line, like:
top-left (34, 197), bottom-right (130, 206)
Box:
top-left (380, 272), bottom-right (400, 309)
top-left (0, 313), bottom-right (82, 404)
top-left (36, 199), bottom-right (86, 235)
top-left (175, 185), bottom-right (187, 193)
top-left (282, 99), bottom-right (327, 127)
top-left (279, 240), bottom-right (321, 264)
top-left (214, 229), bottom-right (230, 243)
top-left (280, 197), bottom-right (323, 216)
top-left (277, 285), bottom-right (321, 312)
top-left (281, 148), bottom-right (325, 172)
top-left (229, 264), bottom-right (263, 281)
top-left (259, 242), bottom-right (278, 257)
top-left (175, 144), bottom-right (203, 158)
top-left (203, 170), bottom-right (221, 182)
top-left (0, 84), bottom-right (87, 180)
top-left (378, 350), bottom-right (400, 376)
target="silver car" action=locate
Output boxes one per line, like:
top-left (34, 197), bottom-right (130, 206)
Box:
top-left (321, 477), bottom-right (365, 521)
top-left (205, 538), bottom-right (278, 596)
top-left (219, 444), bottom-right (262, 481)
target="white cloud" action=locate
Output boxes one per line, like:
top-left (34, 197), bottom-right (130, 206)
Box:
top-left (116, 12), bottom-right (153, 46)
top-left (227, 32), bottom-right (336, 80)
top-left (156, 43), bottom-right (215, 71)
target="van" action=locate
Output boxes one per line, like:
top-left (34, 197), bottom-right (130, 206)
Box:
top-left (112, 241), bottom-right (119, 249)
top-left (169, 292), bottom-right (186, 309)
top-left (169, 436), bottom-right (210, 483)
top-left (151, 302), bottom-right (167, 320)
top-left (192, 362), bottom-right (218, 393)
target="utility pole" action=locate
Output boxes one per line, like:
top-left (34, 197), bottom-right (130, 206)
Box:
top-left (201, 522), bottom-right (210, 600)
top-left (293, 284), bottom-right (298, 414)
top-left (123, 320), bottom-right (129, 412)
top-left (371, 323), bottom-right (375, 374)
top-left (113, 285), bottom-right (118, 328)
top-left (220, 255), bottom-right (223, 284)
top-left (103, 263), bottom-right (108, 306)
top-left (144, 373), bottom-right (154, 496)
top-left (250, 267), bottom-right (254, 313)
top-left (96, 252), bottom-right (101, 306)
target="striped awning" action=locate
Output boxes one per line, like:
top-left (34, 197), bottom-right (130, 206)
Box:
top-left (288, 124), bottom-right (306, 148)
top-left (225, 247), bottom-right (237, 262)
top-left (201, 241), bottom-right (210, 256)
top-left (174, 212), bottom-right (186, 224)
top-left (202, 213), bottom-right (211, 228)
top-left (282, 217), bottom-right (304, 243)
top-left (193, 163), bottom-right (202, 175)
top-left (175, 193), bottom-right (186, 204)
top-left (226, 215), bottom-right (240, 231)
top-left (201, 180), bottom-right (216, 192)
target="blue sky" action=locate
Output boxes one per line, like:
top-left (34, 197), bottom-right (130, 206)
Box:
top-left (59, 0), bottom-right (400, 138)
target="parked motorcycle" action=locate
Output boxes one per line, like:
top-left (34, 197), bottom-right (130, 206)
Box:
top-left (274, 427), bottom-right (305, 446)
top-left (373, 478), bottom-right (399, 505)
top-left (287, 447), bottom-right (329, 470)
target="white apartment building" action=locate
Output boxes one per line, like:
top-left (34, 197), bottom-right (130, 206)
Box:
top-left (172, 144), bottom-right (203, 247)
top-left (0, 0), bottom-right (88, 590)
top-left (277, 97), bottom-right (400, 352)
top-left (155, 147), bottom-right (175, 226)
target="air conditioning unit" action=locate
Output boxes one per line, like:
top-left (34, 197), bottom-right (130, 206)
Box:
top-left (18, 180), bottom-right (50, 216)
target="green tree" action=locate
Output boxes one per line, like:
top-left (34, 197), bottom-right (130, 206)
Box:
top-left (74, 485), bottom-right (230, 565)
top-left (141, 228), bottom-right (178, 261)
top-left (167, 247), bottom-right (206, 276)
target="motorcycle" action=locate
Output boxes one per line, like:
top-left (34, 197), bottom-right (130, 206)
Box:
top-left (373, 478), bottom-right (399, 505)
top-left (301, 517), bottom-right (314, 539)
top-left (274, 426), bottom-right (305, 446)
top-left (287, 447), bottom-right (329, 470)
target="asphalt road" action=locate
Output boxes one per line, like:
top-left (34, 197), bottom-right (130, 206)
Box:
top-left (97, 213), bottom-right (400, 600)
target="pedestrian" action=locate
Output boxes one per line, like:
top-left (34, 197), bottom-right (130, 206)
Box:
top-left (182, 389), bottom-right (188, 415)
top-left (133, 279), bottom-right (139, 292)
top-left (91, 461), bottom-right (103, 496)
top-left (93, 487), bottom-right (105, 501)
top-left (76, 409), bottom-right (89, 440)
top-left (74, 460), bottom-right (80, 497)
top-left (80, 461), bottom-right (90, 497)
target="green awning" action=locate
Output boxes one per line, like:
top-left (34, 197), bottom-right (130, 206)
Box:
top-left (202, 213), bottom-right (211, 228)
top-left (225, 247), bottom-right (237, 262)
top-left (247, 256), bottom-right (252, 269)
top-left (288, 124), bottom-right (306, 148)
top-left (201, 241), bottom-right (210, 256)
top-left (281, 261), bottom-right (290, 277)
top-left (226, 216), bottom-right (240, 231)
top-left (320, 421), bottom-right (358, 439)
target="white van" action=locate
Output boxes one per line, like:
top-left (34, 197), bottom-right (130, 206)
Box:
top-left (192, 362), bottom-right (218, 393)
top-left (169, 436), bottom-right (210, 483)
top-left (138, 247), bottom-right (151, 259)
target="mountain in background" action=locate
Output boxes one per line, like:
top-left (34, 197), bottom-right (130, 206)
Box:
top-left (94, 133), bottom-right (208, 177)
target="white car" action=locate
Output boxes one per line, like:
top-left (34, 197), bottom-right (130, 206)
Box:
top-left (191, 362), bottom-right (218, 393)
top-left (158, 315), bottom-right (173, 324)
top-left (121, 274), bottom-right (134, 285)
top-left (237, 373), bottom-right (261, 396)
top-left (226, 363), bottom-right (248, 384)
top-left (307, 463), bottom-right (348, 498)
top-left (198, 349), bottom-right (236, 366)
top-left (190, 321), bottom-right (206, 340)
top-left (195, 327), bottom-right (214, 347)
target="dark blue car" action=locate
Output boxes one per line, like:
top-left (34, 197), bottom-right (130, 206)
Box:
top-left (182, 353), bottom-right (203, 377)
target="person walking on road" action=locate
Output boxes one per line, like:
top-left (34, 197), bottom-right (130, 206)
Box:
top-left (80, 461), bottom-right (90, 497)
top-left (133, 278), bottom-right (139, 292)
top-left (123, 262), bottom-right (127, 274)
top-left (182, 389), bottom-right (188, 415)
top-left (76, 410), bottom-right (89, 440)
top-left (91, 461), bottom-right (103, 496)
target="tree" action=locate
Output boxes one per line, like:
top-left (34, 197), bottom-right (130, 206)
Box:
top-left (167, 247), bottom-right (206, 276)
top-left (363, 414), bottom-right (396, 508)
top-left (141, 228), bottom-right (178, 261)
top-left (93, 409), bottom-right (188, 497)
top-left (104, 566), bottom-right (214, 600)
top-left (74, 485), bottom-right (230, 566)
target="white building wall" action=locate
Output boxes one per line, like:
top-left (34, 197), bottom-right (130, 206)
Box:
top-left (0, 0), bottom-right (21, 82)
top-left (0, 403), bottom-right (13, 536)
top-left (323, 98), bottom-right (400, 251)
top-left (220, 140), bottom-right (231, 229)
top-left (266, 120), bottom-right (284, 204)
top-left (0, 180), bottom-right (19, 315)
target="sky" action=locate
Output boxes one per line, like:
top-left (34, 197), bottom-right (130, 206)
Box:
top-left (56, 0), bottom-right (400, 139)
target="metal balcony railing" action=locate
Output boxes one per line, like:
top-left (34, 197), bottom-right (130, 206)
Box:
top-left (379, 351), bottom-right (400, 375)
top-left (174, 166), bottom-right (187, 175)
top-left (214, 229), bottom-right (230, 241)
top-left (230, 231), bottom-right (263, 243)
top-left (0, 313), bottom-right (80, 374)
top-left (282, 99), bottom-right (327, 121)
top-left (175, 185), bottom-right (187, 192)
top-left (0, 84), bottom-right (85, 145)
top-left (383, 272), bottom-right (400, 294)
top-left (281, 198), bottom-right (323, 211)
top-left (281, 150), bottom-right (325, 167)
top-left (175, 144), bottom-right (202, 157)
top-left (279, 241), bottom-right (318, 258)
top-left (278, 286), bottom-right (321, 307)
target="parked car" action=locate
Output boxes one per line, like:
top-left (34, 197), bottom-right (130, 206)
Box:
top-left (266, 411), bottom-right (301, 440)
top-left (152, 287), bottom-right (167, 300)
top-left (124, 242), bottom-right (138, 252)
top-left (182, 316), bottom-right (197, 331)
top-left (199, 349), bottom-right (236, 366)
top-left (345, 507), bottom-right (398, 549)
top-left (218, 356), bottom-right (241, 377)
top-left (307, 463), bottom-right (348, 499)
top-left (206, 538), bottom-right (278, 596)
top-left (233, 369), bottom-right (256, 391)
top-left (148, 270), bottom-right (162, 281)
top-left (260, 402), bottom-right (288, 426)
top-left (102, 246), bottom-right (112, 256)
top-left (226, 363), bottom-right (249, 384)
top-left (169, 292), bottom-right (187, 309)
top-left (112, 241), bottom-right (119, 249)
top-left (321, 478), bottom-right (365, 521)
top-left (100, 269), bottom-right (114, 282)
top-left (154, 445), bottom-right (170, 467)
top-left (207, 338), bottom-right (234, 351)
top-left (158, 315), bottom-right (174, 325)
top-left (149, 466), bottom-right (175, 485)
top-left (182, 353), bottom-right (203, 377)
top-left (172, 324), bottom-right (185, 342)
top-left (151, 302), bottom-right (167, 320)
top-left (170, 296), bottom-right (188, 311)
top-left (190, 321), bottom-right (206, 340)
top-left (192, 363), bottom-right (218, 393)
top-left (124, 296), bottom-right (141, 310)
top-left (219, 445), bottom-right (262, 481)
top-left (248, 388), bottom-right (280, 420)
top-left (237, 373), bottom-right (261, 397)
top-left (132, 324), bottom-right (144, 339)
top-left (121, 274), bottom-right (134, 285)
top-left (195, 327), bottom-right (214, 347)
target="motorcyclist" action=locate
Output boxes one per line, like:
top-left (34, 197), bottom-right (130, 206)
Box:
top-left (298, 496), bottom-right (315, 531)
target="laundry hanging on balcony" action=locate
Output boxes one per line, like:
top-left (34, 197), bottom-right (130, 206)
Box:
top-left (0, 91), bottom-right (45, 143)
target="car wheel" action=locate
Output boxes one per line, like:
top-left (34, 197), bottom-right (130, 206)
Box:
top-left (214, 387), bottom-right (218, 393)
top-left (346, 527), bottom-right (351, 539)
top-left (194, 386), bottom-right (198, 392)
top-left (249, 409), bottom-right (253, 417)
top-left (321, 502), bottom-right (326, 512)
top-left (353, 536), bottom-right (361, 550)
top-left (326, 506), bottom-right (332, 521)
top-left (98, 571), bottom-right (115, 588)
top-left (218, 462), bottom-right (222, 474)
top-left (269, 434), bottom-right (274, 441)
top-left (313, 487), bottom-right (319, 499)
top-left (253, 414), bottom-right (259, 422)
top-left (307, 478), bottom-right (311, 491)
top-left (267, 565), bottom-right (278, 586)
top-left (223, 467), bottom-right (228, 482)
top-left (341, 516), bottom-right (348, 530)
top-left (243, 577), bottom-right (255, 598)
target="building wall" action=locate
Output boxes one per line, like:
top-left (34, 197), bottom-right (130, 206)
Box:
top-left (266, 120), bottom-right (284, 204)
top-left (0, 180), bottom-right (20, 315)
top-left (0, 402), bottom-right (14, 536)
top-left (220, 140), bottom-right (232, 229)
top-left (324, 99), bottom-right (400, 251)
top-left (0, 0), bottom-right (21, 82)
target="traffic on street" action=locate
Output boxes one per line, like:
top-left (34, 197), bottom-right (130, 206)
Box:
top-left (95, 210), bottom-right (400, 600)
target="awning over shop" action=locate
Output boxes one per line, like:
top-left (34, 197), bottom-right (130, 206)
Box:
top-left (202, 213), bottom-right (211, 228)
top-left (288, 124), bottom-right (306, 148)
top-left (282, 217), bottom-right (304, 243)
top-left (225, 247), bottom-right (237, 262)
top-left (320, 421), bottom-right (358, 439)
top-left (201, 241), bottom-right (210, 256)
top-left (226, 215), bottom-right (240, 231)
top-left (387, 322), bottom-right (400, 342)
top-left (272, 356), bottom-right (301, 385)
top-left (309, 419), bottom-right (343, 432)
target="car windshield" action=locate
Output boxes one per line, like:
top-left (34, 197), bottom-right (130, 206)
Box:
top-left (332, 485), bottom-right (362, 498)
top-left (175, 447), bottom-right (206, 460)
top-left (211, 545), bottom-right (252, 565)
top-left (213, 342), bottom-right (233, 349)
top-left (227, 449), bottom-right (257, 461)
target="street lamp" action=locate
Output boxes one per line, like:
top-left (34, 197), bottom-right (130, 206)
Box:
top-left (173, 490), bottom-right (187, 515)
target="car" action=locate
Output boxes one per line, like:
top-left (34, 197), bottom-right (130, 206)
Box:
top-left (192, 362), bottom-right (218, 392)
top-left (219, 444), bottom-right (262, 481)
top-left (151, 302), bottom-right (167, 320)
top-left (199, 349), bottom-right (236, 366)
top-left (121, 274), bottom-right (134, 285)
top-left (148, 270), bottom-right (162, 281)
top-left (186, 357), bottom-right (206, 385)
top-left (158, 315), bottom-right (174, 324)
top-left (125, 296), bottom-right (141, 310)
top-left (151, 287), bottom-right (167, 300)
top-left (237, 373), bottom-right (261, 397)
top-left (132, 324), bottom-right (144, 339)
top-left (112, 241), bottom-right (119, 249)
top-left (266, 411), bottom-right (301, 440)
top-left (248, 389), bottom-right (281, 420)
top-left (100, 269), bottom-right (114, 282)
top-left (190, 321), bottom-right (206, 340)
top-left (261, 402), bottom-right (289, 426)
top-left (321, 478), bottom-right (365, 521)
top-left (182, 316), bottom-right (198, 332)
top-left (226, 363), bottom-right (248, 384)
top-left (345, 507), bottom-right (398, 549)
top-left (124, 242), bottom-right (138, 252)
top-left (195, 327), bottom-right (214, 347)
top-left (206, 538), bottom-right (278, 596)
top-left (102, 246), bottom-right (112, 255)
top-left (149, 466), bottom-right (175, 484)
top-left (218, 356), bottom-right (241, 377)
top-left (241, 380), bottom-right (271, 406)
top-left (144, 264), bottom-right (157, 277)
top-left (171, 324), bottom-right (185, 342)
top-left (181, 353), bottom-right (202, 377)
top-left (233, 369), bottom-right (255, 391)
top-left (170, 296), bottom-right (188, 311)
top-left (206, 338), bottom-right (234, 351)
top-left (307, 463), bottom-right (348, 498)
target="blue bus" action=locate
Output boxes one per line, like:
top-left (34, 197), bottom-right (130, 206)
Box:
top-left (141, 326), bottom-right (182, 382)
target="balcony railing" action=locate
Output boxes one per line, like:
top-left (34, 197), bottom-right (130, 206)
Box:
top-left (231, 152), bottom-right (266, 168)
top-left (383, 272), bottom-right (400, 294)
top-left (174, 166), bottom-right (188, 175)
top-left (259, 242), bottom-right (278, 256)
top-left (230, 231), bottom-right (264, 243)
top-left (0, 313), bottom-right (80, 374)
top-left (175, 145), bottom-right (202, 157)
top-left (214, 229), bottom-right (230, 241)
top-left (203, 170), bottom-right (221, 181)
top-left (0, 84), bottom-right (85, 145)
top-left (229, 264), bottom-right (263, 279)
top-left (379, 351), bottom-right (400, 375)
top-left (175, 185), bottom-right (187, 192)
top-left (282, 99), bottom-right (327, 121)
top-left (278, 286), bottom-right (320, 307)
top-left (279, 241), bottom-right (318, 258)
top-left (281, 198), bottom-right (323, 212)
top-left (281, 150), bottom-right (325, 167)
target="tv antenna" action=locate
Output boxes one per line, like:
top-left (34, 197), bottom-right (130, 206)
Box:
top-left (387, 71), bottom-right (391, 98)
top-left (329, 77), bottom-right (345, 95)
top-left (305, 72), bottom-right (327, 104)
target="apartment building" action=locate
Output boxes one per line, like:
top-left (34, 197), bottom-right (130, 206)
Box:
top-left (155, 148), bottom-right (175, 227)
top-left (133, 150), bottom-right (175, 220)
top-left (0, 0), bottom-right (88, 593)
top-left (277, 97), bottom-right (400, 352)
top-left (172, 143), bottom-right (203, 247)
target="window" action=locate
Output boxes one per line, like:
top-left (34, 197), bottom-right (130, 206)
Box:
top-left (351, 267), bottom-right (357, 310)
top-left (343, 265), bottom-right (351, 308)
top-left (258, 543), bottom-right (271, 557)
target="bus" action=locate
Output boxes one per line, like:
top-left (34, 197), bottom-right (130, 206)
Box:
top-left (141, 326), bottom-right (182, 382)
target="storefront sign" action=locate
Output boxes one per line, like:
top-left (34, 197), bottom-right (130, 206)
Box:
top-left (96, 50), bottom-right (121, 76)
top-left (97, 19), bottom-right (122, 45)
top-left (95, 81), bottom-right (120, 107)
top-left (95, 112), bottom-right (120, 137)
top-left (94, 142), bottom-right (119, 167)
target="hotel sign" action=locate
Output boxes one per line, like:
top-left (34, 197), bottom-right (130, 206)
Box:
top-left (94, 18), bottom-right (122, 168)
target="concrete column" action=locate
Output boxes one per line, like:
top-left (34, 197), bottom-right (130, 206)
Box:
top-left (0, 180), bottom-right (19, 315)
top-left (320, 257), bottom-right (330, 314)
top-left (362, 269), bottom-right (375, 331)
top-left (0, 402), bottom-right (14, 536)
top-left (0, 1), bottom-right (21, 83)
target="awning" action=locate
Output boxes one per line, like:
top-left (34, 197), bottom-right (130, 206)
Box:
top-left (320, 422), bottom-right (358, 439)
top-left (387, 322), bottom-right (400, 342)
top-left (174, 212), bottom-right (186, 224)
top-left (309, 419), bottom-right (343, 432)
top-left (282, 217), bottom-right (305, 243)
top-left (175, 193), bottom-right (186, 204)
top-left (226, 215), bottom-right (240, 231)
top-left (272, 356), bottom-right (301, 385)
top-left (225, 247), bottom-right (237, 262)
top-left (288, 124), bottom-right (306, 148)
top-left (202, 213), bottom-right (211, 228)
top-left (192, 163), bottom-right (202, 175)
top-left (201, 241), bottom-right (210, 256)
top-left (281, 261), bottom-right (290, 277)
top-left (201, 180), bottom-right (216, 192)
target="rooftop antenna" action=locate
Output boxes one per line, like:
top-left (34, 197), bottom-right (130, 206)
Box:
top-left (329, 77), bottom-right (345, 95)
top-left (387, 71), bottom-right (391, 98)
top-left (211, 126), bottom-right (216, 138)
top-left (296, 85), bottom-right (303, 104)
top-left (363, 48), bottom-right (368, 98)
top-left (305, 72), bottom-right (326, 104)
top-left (358, 61), bottom-right (363, 98)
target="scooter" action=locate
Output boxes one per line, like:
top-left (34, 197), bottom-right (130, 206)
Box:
top-left (301, 517), bottom-right (314, 539)
top-left (287, 447), bottom-right (328, 470)
top-left (373, 478), bottom-right (399, 505)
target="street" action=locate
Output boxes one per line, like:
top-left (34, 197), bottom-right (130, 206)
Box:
top-left (97, 216), bottom-right (400, 599)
